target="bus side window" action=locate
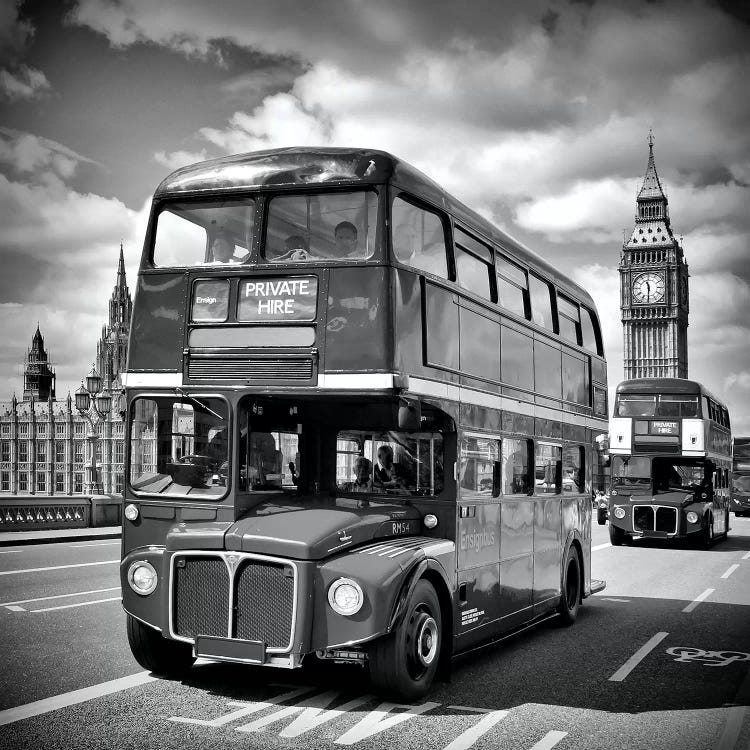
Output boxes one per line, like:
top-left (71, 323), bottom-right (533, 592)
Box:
top-left (391, 196), bottom-right (448, 279)
top-left (528, 274), bottom-right (554, 331)
top-left (535, 443), bottom-right (562, 494)
top-left (502, 438), bottom-right (532, 495)
top-left (563, 445), bottom-right (584, 494)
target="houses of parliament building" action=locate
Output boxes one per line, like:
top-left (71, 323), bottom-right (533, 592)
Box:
top-left (0, 247), bottom-right (132, 506)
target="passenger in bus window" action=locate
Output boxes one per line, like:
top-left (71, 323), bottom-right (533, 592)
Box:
top-left (345, 457), bottom-right (372, 492)
top-left (334, 221), bottom-right (358, 257)
top-left (210, 233), bottom-right (239, 263)
top-left (374, 444), bottom-right (402, 489)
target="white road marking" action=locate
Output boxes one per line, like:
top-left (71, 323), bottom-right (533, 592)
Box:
top-left (441, 709), bottom-right (508, 750)
top-left (720, 564), bottom-right (739, 579)
top-left (0, 671), bottom-right (156, 726)
top-left (742, 551), bottom-right (750, 561)
top-left (70, 542), bottom-right (120, 548)
top-left (683, 588), bottom-right (714, 613)
top-left (601, 598), bottom-right (630, 603)
top-left (334, 701), bottom-right (440, 745)
top-left (5, 605), bottom-right (25, 612)
top-left (0, 559), bottom-right (119, 576)
top-left (529, 731), bottom-right (568, 750)
top-left (32, 596), bottom-right (121, 612)
top-left (1, 586), bottom-right (120, 608)
top-left (592, 542), bottom-right (611, 551)
top-left (609, 631), bottom-right (669, 682)
top-left (0, 550), bottom-right (19, 554)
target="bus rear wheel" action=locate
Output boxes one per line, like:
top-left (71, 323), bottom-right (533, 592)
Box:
top-left (369, 579), bottom-right (441, 701)
top-left (557, 546), bottom-right (581, 625)
top-left (701, 514), bottom-right (715, 548)
top-left (126, 614), bottom-right (195, 676)
top-left (609, 524), bottom-right (629, 546)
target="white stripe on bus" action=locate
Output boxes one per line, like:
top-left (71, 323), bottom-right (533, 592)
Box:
top-left (121, 372), bottom-right (182, 387)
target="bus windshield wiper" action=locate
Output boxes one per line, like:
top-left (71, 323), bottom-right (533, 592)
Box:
top-left (175, 387), bottom-right (224, 420)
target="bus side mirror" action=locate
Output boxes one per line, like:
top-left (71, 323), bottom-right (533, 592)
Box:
top-left (398, 399), bottom-right (421, 430)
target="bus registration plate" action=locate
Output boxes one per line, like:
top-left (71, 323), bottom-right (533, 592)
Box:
top-left (195, 635), bottom-right (266, 664)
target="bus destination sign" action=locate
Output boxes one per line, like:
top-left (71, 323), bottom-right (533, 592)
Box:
top-left (650, 421), bottom-right (679, 435)
top-left (238, 276), bottom-right (318, 322)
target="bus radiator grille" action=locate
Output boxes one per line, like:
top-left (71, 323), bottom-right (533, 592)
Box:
top-left (633, 506), bottom-right (654, 531)
top-left (633, 505), bottom-right (678, 534)
top-left (173, 557), bottom-right (230, 639)
top-left (187, 358), bottom-right (313, 380)
top-left (234, 562), bottom-right (294, 648)
top-left (655, 507), bottom-right (677, 533)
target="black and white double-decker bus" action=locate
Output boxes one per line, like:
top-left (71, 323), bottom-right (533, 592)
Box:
top-left (121, 147), bottom-right (608, 699)
top-left (605, 378), bottom-right (732, 546)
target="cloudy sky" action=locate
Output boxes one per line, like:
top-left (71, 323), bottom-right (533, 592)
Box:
top-left (1, 0), bottom-right (749, 430)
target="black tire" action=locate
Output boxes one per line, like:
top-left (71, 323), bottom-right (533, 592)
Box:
top-left (701, 514), bottom-right (715, 548)
top-left (126, 614), bottom-right (195, 676)
top-left (369, 579), bottom-right (441, 701)
top-left (557, 546), bottom-right (581, 626)
top-left (609, 523), bottom-right (628, 546)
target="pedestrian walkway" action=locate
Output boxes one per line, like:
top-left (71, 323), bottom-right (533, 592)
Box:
top-left (0, 526), bottom-right (121, 547)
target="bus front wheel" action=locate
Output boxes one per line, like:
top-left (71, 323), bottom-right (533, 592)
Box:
top-left (369, 579), bottom-right (441, 701)
top-left (609, 524), bottom-right (629, 546)
top-left (701, 514), bottom-right (715, 548)
top-left (557, 546), bottom-right (581, 626)
top-left (126, 614), bottom-right (195, 676)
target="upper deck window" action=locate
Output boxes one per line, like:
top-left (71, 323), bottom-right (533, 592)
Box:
top-left (557, 294), bottom-right (581, 345)
top-left (580, 305), bottom-right (602, 355)
top-left (615, 394), bottom-right (699, 418)
top-left (264, 190), bottom-right (377, 263)
top-left (392, 196), bottom-right (448, 279)
top-left (454, 227), bottom-right (493, 301)
top-left (153, 199), bottom-right (254, 267)
top-left (496, 254), bottom-right (527, 318)
top-left (529, 274), bottom-right (554, 331)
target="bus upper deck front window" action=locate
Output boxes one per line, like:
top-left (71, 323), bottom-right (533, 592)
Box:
top-left (129, 396), bottom-right (229, 497)
top-left (611, 456), bottom-right (651, 491)
top-left (657, 395), bottom-right (699, 418)
top-left (152, 199), bottom-right (255, 267)
top-left (616, 395), bottom-right (656, 417)
top-left (264, 190), bottom-right (378, 263)
top-left (335, 430), bottom-right (444, 496)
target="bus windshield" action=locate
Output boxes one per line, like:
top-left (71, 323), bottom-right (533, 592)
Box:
top-left (335, 430), bottom-right (444, 496)
top-left (652, 459), bottom-right (707, 494)
top-left (611, 456), bottom-right (651, 491)
top-left (129, 396), bottom-right (229, 496)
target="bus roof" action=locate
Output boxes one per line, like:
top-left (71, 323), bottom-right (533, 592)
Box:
top-left (615, 377), bottom-right (725, 407)
top-left (154, 146), bottom-right (596, 310)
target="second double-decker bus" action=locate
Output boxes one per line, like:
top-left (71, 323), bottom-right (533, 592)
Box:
top-left (121, 147), bottom-right (608, 699)
top-left (731, 437), bottom-right (750, 517)
top-left (605, 378), bottom-right (732, 546)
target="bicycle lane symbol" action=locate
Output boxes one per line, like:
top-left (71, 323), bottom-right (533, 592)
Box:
top-left (666, 647), bottom-right (750, 667)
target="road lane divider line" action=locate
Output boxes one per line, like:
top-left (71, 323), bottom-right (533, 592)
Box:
top-left (742, 551), bottom-right (750, 561)
top-left (5, 605), bottom-right (25, 612)
top-left (32, 596), bottom-right (122, 612)
top-left (440, 709), bottom-right (508, 750)
top-left (591, 543), bottom-right (611, 551)
top-left (1, 586), bottom-right (121, 608)
top-left (0, 559), bottom-right (119, 576)
top-left (528, 731), bottom-right (568, 750)
top-left (0, 672), bottom-right (157, 726)
top-left (609, 632), bottom-right (669, 682)
top-left (683, 588), bottom-right (714, 613)
top-left (721, 564), bottom-right (740, 579)
top-left (70, 542), bottom-right (121, 548)
top-left (601, 598), bottom-right (630, 603)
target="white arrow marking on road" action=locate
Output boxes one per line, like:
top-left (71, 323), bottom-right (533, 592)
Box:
top-left (529, 731), bottom-right (569, 750)
top-left (609, 631), bottom-right (669, 682)
top-left (0, 672), bottom-right (156, 726)
top-left (0, 560), bottom-right (119, 576)
top-left (1, 586), bottom-right (120, 608)
top-left (683, 588), bottom-right (714, 613)
top-left (720, 564), bottom-right (739, 579)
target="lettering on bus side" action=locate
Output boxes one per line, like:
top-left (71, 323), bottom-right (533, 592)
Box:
top-left (238, 276), bottom-right (318, 322)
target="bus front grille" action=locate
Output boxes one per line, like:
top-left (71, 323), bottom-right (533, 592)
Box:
top-left (171, 553), bottom-right (296, 651)
top-left (633, 505), bottom-right (678, 534)
top-left (173, 557), bottom-right (230, 638)
top-left (187, 356), bottom-right (313, 381)
top-left (234, 561), bottom-right (295, 648)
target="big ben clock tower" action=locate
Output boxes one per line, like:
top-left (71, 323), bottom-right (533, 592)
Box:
top-left (620, 134), bottom-right (689, 379)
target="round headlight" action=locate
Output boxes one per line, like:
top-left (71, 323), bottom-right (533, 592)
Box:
top-left (423, 514), bottom-right (438, 529)
top-left (700, 492), bottom-right (708, 499)
top-left (124, 503), bottom-right (139, 521)
top-left (686, 511), bottom-right (698, 524)
top-left (127, 561), bottom-right (157, 595)
top-left (327, 578), bottom-right (363, 616)
top-left (614, 506), bottom-right (626, 519)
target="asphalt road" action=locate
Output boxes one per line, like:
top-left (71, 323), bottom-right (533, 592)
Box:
top-left (0, 519), bottom-right (748, 750)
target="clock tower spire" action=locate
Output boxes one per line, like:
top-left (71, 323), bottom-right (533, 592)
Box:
top-left (619, 133), bottom-right (689, 378)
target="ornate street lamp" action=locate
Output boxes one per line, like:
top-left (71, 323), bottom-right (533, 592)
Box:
top-left (75, 365), bottom-right (115, 495)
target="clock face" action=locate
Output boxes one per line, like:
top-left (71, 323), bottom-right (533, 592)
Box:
top-left (632, 272), bottom-right (665, 304)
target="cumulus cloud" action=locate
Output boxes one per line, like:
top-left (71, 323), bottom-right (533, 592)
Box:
top-left (0, 0), bottom-right (50, 100)
top-left (154, 148), bottom-right (208, 172)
